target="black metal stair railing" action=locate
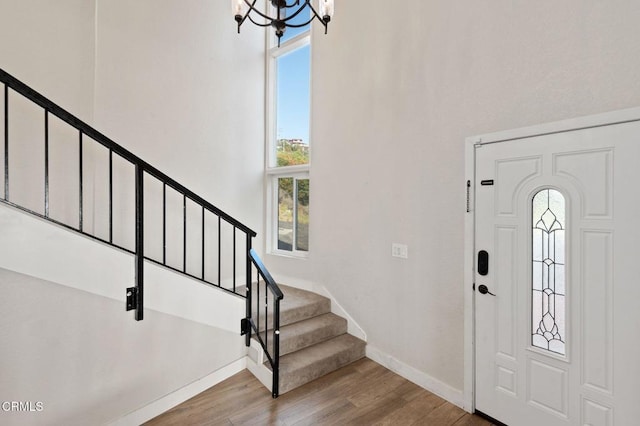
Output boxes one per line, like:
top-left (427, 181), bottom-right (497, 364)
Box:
top-left (242, 248), bottom-right (284, 398)
top-left (0, 68), bottom-right (283, 396)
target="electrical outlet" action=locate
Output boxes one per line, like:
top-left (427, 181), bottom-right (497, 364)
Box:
top-left (391, 243), bottom-right (408, 259)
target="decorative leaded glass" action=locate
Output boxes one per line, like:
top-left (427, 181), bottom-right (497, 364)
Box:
top-left (532, 189), bottom-right (566, 355)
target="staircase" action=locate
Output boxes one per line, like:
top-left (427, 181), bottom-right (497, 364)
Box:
top-left (0, 67), bottom-right (365, 402)
top-left (248, 284), bottom-right (366, 394)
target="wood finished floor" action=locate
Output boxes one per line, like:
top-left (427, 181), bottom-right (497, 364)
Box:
top-left (146, 358), bottom-right (494, 426)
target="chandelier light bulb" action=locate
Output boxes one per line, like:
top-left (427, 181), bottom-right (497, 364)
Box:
top-left (232, 0), bottom-right (246, 20)
top-left (319, 0), bottom-right (334, 20)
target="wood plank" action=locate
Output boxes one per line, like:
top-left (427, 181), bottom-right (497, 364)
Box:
top-left (145, 358), bottom-right (494, 426)
top-left (371, 392), bottom-right (447, 426)
top-left (414, 402), bottom-right (468, 425)
top-left (454, 413), bottom-right (498, 426)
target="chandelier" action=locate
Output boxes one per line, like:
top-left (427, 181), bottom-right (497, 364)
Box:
top-left (233, 0), bottom-right (335, 45)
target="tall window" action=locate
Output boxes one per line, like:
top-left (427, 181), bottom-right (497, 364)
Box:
top-left (267, 6), bottom-right (311, 256)
top-left (532, 188), bottom-right (566, 355)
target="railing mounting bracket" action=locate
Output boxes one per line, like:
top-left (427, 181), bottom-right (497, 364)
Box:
top-left (126, 287), bottom-right (138, 311)
top-left (241, 318), bottom-right (251, 336)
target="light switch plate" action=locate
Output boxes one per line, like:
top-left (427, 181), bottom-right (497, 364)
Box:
top-left (392, 243), bottom-right (408, 259)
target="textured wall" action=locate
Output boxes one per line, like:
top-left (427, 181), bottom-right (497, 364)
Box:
top-left (0, 1), bottom-right (259, 422)
top-left (5, 0), bottom-right (640, 407)
top-left (93, 0), bottom-right (266, 260)
top-left (0, 0), bottom-right (95, 122)
top-left (0, 266), bottom-right (244, 426)
top-left (266, 0), bottom-right (640, 392)
top-left (0, 0), bottom-right (96, 226)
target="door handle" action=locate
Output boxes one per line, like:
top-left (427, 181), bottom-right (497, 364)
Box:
top-left (478, 284), bottom-right (496, 296)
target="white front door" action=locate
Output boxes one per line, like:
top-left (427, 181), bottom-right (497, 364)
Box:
top-left (474, 121), bottom-right (640, 425)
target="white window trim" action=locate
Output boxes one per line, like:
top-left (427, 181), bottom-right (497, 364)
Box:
top-left (265, 23), bottom-right (312, 257)
top-left (267, 172), bottom-right (310, 258)
top-left (266, 33), bottom-right (312, 170)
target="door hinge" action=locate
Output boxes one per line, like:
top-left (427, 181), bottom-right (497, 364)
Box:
top-left (466, 180), bottom-right (471, 213)
top-left (126, 287), bottom-right (138, 311)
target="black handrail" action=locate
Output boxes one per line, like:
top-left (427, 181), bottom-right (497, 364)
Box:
top-left (243, 248), bottom-right (283, 397)
top-left (0, 68), bottom-right (256, 237)
top-left (0, 68), bottom-right (283, 393)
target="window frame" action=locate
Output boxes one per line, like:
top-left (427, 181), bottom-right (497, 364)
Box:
top-left (265, 19), bottom-right (312, 258)
top-left (267, 171), bottom-right (310, 257)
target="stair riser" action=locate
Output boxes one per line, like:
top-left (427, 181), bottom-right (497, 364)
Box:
top-left (255, 314), bottom-right (348, 356)
top-left (252, 299), bottom-right (331, 330)
top-left (279, 343), bottom-right (366, 394)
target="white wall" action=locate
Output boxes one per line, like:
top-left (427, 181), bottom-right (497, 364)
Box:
top-left (0, 266), bottom-right (245, 426)
top-left (0, 0), bottom-right (96, 122)
top-left (0, 0), bottom-right (96, 224)
top-left (0, 0), bottom-right (265, 292)
top-left (8, 0), bottom-right (640, 408)
top-left (0, 1), bottom-right (262, 422)
top-left (93, 0), bottom-right (266, 254)
top-left (0, 203), bottom-right (245, 333)
top-left (266, 0), bottom-right (640, 394)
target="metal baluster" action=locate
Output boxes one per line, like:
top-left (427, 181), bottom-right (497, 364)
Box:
top-left (246, 234), bottom-right (252, 289)
top-left (162, 183), bottom-right (166, 265)
top-left (44, 110), bottom-right (49, 217)
top-left (183, 194), bottom-right (187, 273)
top-left (201, 205), bottom-right (205, 280)
top-left (273, 297), bottom-right (281, 398)
top-left (245, 257), bottom-right (252, 346)
top-left (109, 150), bottom-right (113, 243)
top-left (256, 275), bottom-right (260, 345)
top-left (233, 226), bottom-right (237, 292)
top-left (4, 85), bottom-right (9, 200)
top-left (78, 131), bottom-right (83, 231)
top-left (134, 164), bottom-right (144, 321)
top-left (264, 278), bottom-right (268, 360)
top-left (218, 215), bottom-right (221, 287)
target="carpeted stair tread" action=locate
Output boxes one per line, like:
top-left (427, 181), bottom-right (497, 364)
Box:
top-left (275, 333), bottom-right (366, 394)
top-left (244, 283), bottom-right (366, 396)
top-left (250, 284), bottom-right (332, 330)
top-left (256, 312), bottom-right (348, 357)
top-left (278, 285), bottom-right (331, 326)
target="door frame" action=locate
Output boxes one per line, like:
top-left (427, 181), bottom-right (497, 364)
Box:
top-left (463, 106), bottom-right (640, 413)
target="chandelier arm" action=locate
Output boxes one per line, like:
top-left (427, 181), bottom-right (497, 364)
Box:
top-left (282, 0), bottom-right (327, 28)
top-left (242, 0), bottom-right (277, 23)
top-left (278, 1), bottom-right (325, 27)
top-left (285, 17), bottom-right (316, 28)
top-left (306, 1), bottom-right (326, 23)
top-left (235, 0), bottom-right (331, 38)
top-left (282, 0), bottom-right (306, 9)
top-left (248, 15), bottom-right (273, 27)
top-left (278, 3), bottom-right (307, 23)
top-left (241, 0), bottom-right (316, 26)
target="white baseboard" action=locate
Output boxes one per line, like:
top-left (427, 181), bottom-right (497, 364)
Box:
top-left (108, 358), bottom-right (247, 426)
top-left (366, 345), bottom-right (466, 410)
